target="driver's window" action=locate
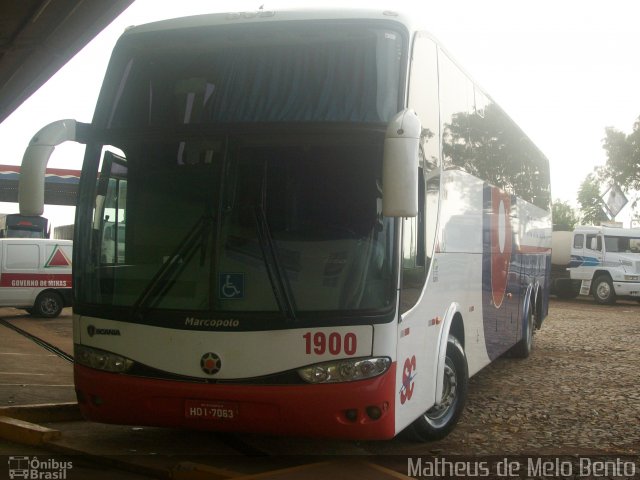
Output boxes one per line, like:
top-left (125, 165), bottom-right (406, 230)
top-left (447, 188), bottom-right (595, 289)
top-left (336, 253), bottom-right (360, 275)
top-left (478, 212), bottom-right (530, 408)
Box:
top-left (586, 234), bottom-right (602, 252)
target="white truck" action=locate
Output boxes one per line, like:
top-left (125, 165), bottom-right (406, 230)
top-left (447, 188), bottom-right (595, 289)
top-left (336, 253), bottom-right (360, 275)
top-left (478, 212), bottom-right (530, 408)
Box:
top-left (551, 226), bottom-right (640, 304)
top-left (0, 238), bottom-right (73, 317)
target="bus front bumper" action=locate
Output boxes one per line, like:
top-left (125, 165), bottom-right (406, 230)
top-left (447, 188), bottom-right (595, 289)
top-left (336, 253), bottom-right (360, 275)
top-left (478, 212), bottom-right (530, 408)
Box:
top-left (74, 363), bottom-right (397, 440)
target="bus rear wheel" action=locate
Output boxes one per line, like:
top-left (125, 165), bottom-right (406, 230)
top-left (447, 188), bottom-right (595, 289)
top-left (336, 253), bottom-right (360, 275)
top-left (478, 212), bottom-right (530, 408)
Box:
top-left (405, 336), bottom-right (468, 441)
top-left (511, 306), bottom-right (533, 358)
top-left (33, 291), bottom-right (64, 318)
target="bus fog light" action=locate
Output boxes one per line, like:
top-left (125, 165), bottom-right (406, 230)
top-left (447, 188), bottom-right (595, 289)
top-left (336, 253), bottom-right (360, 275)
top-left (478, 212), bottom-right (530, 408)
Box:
top-left (75, 344), bottom-right (134, 373)
top-left (366, 406), bottom-right (382, 420)
top-left (345, 409), bottom-right (358, 422)
top-left (298, 357), bottom-right (391, 384)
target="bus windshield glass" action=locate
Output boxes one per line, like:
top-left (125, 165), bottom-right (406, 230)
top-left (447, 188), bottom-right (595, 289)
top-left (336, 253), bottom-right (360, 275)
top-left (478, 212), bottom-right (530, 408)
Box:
top-left (76, 132), bottom-right (396, 322)
top-left (103, 22), bottom-right (403, 127)
top-left (75, 21), bottom-right (404, 325)
top-left (0, 214), bottom-right (49, 239)
top-left (7, 228), bottom-right (44, 238)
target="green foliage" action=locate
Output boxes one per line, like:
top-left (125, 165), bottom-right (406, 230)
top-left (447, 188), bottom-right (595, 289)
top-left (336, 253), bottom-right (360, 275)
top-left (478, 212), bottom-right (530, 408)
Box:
top-left (601, 116), bottom-right (640, 209)
top-left (442, 103), bottom-right (551, 210)
top-left (552, 200), bottom-right (579, 231)
top-left (577, 174), bottom-right (608, 225)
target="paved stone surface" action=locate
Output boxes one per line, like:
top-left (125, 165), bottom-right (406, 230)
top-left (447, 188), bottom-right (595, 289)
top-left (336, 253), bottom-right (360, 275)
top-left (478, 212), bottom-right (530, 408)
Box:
top-left (0, 308), bottom-right (75, 407)
top-left (1, 299), bottom-right (639, 463)
top-left (227, 298), bottom-right (640, 457)
top-left (359, 297), bottom-right (640, 456)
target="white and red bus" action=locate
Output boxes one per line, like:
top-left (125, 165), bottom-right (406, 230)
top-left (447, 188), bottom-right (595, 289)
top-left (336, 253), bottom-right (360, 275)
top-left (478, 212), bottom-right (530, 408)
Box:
top-left (19, 9), bottom-right (551, 440)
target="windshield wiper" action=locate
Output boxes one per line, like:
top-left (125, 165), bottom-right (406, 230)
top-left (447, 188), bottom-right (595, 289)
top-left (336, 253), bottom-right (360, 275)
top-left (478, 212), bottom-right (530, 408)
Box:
top-left (254, 204), bottom-right (297, 324)
top-left (132, 215), bottom-right (214, 317)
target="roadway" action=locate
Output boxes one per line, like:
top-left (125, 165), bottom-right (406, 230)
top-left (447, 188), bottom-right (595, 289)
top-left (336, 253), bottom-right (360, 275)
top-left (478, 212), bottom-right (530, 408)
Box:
top-left (0, 307), bottom-right (408, 479)
top-left (1, 301), bottom-right (638, 479)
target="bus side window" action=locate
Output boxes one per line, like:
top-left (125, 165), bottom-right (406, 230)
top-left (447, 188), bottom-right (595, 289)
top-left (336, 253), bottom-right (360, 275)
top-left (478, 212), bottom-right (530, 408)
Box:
top-left (408, 33), bottom-right (440, 172)
top-left (400, 168), bottom-right (426, 313)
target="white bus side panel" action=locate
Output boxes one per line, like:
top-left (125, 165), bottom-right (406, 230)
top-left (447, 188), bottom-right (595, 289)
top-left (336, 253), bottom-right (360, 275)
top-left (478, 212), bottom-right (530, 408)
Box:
top-left (394, 170), bottom-right (491, 434)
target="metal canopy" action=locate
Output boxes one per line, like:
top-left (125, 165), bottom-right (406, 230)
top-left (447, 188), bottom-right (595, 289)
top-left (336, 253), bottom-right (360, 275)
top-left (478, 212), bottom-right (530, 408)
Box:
top-left (0, 0), bottom-right (133, 124)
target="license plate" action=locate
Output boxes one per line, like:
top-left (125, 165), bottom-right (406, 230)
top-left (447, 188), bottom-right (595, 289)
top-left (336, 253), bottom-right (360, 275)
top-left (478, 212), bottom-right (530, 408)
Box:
top-left (185, 400), bottom-right (238, 421)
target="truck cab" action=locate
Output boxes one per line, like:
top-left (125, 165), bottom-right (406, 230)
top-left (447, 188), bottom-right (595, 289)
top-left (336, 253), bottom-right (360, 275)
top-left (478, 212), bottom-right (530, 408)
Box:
top-left (569, 226), bottom-right (640, 304)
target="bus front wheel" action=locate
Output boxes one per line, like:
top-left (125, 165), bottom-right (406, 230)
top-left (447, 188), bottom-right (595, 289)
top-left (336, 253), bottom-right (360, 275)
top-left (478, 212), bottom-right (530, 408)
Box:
top-left (406, 336), bottom-right (468, 441)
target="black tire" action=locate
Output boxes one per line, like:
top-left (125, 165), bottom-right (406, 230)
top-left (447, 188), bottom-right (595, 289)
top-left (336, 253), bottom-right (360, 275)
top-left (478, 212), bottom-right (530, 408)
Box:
top-left (33, 291), bottom-right (64, 318)
top-left (405, 336), bottom-right (468, 441)
top-left (511, 306), bottom-right (533, 358)
top-left (592, 275), bottom-right (616, 305)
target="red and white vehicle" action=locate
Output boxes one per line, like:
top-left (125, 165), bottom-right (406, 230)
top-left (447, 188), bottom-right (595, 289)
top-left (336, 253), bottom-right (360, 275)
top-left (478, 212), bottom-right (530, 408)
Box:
top-left (18, 9), bottom-right (551, 440)
top-left (0, 238), bottom-right (72, 317)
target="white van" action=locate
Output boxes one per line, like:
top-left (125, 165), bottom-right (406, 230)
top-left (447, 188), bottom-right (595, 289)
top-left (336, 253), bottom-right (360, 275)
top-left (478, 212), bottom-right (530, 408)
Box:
top-left (0, 238), bottom-right (72, 317)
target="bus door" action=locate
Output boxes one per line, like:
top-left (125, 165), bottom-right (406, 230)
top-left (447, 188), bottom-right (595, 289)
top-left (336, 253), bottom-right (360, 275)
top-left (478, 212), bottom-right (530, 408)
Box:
top-left (94, 151), bottom-right (128, 265)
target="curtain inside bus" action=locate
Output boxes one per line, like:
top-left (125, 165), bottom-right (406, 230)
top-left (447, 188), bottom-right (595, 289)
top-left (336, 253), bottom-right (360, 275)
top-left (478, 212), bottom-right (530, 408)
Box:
top-left (105, 25), bottom-right (402, 127)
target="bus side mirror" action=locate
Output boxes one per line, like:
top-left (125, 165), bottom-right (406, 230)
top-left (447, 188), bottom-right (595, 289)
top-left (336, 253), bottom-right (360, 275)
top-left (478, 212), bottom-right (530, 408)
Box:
top-left (18, 119), bottom-right (90, 216)
top-left (382, 109), bottom-right (421, 217)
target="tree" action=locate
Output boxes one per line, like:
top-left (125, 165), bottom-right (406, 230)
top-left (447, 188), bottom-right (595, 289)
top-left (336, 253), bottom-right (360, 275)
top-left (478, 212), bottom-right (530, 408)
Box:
top-left (441, 103), bottom-right (551, 210)
top-left (601, 116), bottom-right (640, 208)
top-left (577, 173), bottom-right (608, 225)
top-left (552, 200), bottom-right (579, 231)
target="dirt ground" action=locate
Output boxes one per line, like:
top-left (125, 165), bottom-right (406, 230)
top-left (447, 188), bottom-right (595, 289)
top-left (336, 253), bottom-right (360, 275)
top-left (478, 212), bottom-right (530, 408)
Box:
top-left (193, 297), bottom-right (640, 459)
top-left (360, 297), bottom-right (640, 457)
top-left (1, 298), bottom-right (639, 461)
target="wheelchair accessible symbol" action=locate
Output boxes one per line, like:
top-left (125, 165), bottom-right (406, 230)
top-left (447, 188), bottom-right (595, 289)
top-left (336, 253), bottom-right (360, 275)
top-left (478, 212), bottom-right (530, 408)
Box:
top-left (219, 273), bottom-right (244, 299)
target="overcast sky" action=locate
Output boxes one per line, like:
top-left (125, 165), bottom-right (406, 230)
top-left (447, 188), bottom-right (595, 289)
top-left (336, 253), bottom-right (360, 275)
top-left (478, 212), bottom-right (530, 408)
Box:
top-left (0, 0), bottom-right (638, 227)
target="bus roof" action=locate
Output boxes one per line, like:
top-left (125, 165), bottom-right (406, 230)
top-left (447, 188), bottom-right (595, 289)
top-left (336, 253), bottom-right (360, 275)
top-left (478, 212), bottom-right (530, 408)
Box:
top-left (122, 8), bottom-right (415, 37)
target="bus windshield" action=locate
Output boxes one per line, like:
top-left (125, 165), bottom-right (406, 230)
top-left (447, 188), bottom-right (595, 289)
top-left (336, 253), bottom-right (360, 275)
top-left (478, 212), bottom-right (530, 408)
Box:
top-left (103, 22), bottom-right (403, 127)
top-left (0, 214), bottom-right (50, 238)
top-left (76, 131), bottom-right (396, 323)
top-left (75, 20), bottom-right (403, 325)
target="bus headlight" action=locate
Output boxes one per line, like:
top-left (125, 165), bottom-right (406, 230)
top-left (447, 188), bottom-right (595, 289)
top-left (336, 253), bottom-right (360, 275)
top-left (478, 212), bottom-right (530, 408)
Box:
top-left (297, 357), bottom-right (391, 384)
top-left (75, 344), bottom-right (134, 373)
